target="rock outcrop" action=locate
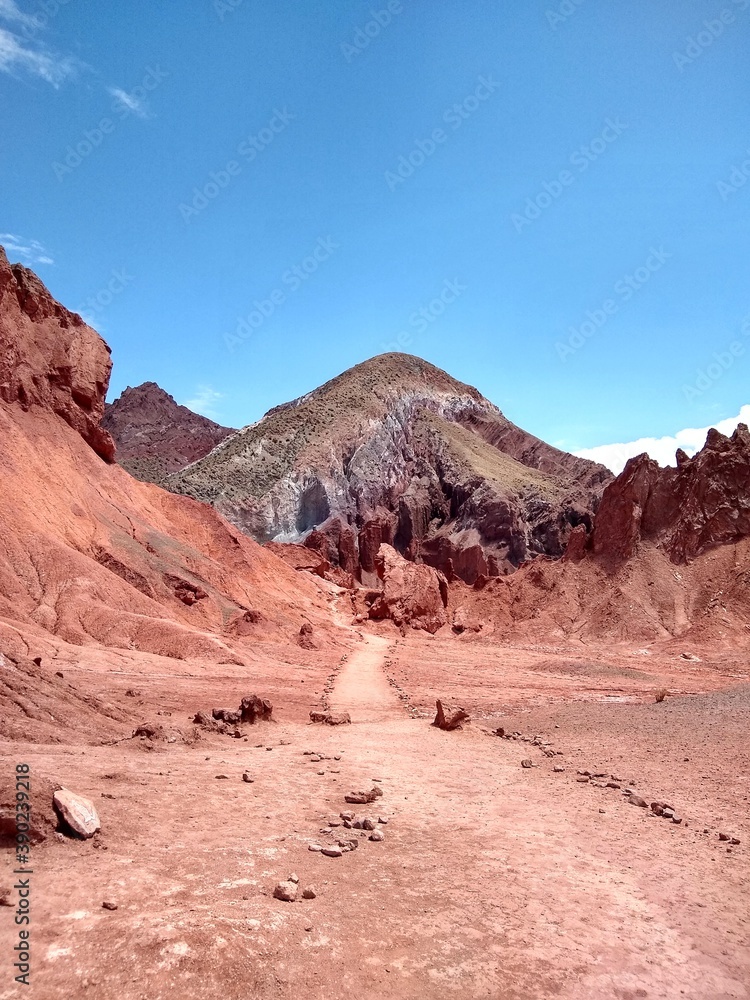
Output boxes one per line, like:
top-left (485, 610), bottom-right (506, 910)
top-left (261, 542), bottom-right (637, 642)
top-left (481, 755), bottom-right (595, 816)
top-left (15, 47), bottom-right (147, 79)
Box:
top-left (0, 246), bottom-right (115, 462)
top-left (592, 424), bottom-right (750, 566)
top-left (0, 244), bottom-right (334, 684)
top-left (167, 354), bottom-right (611, 582)
top-left (102, 382), bottom-right (236, 483)
top-left (368, 544), bottom-right (448, 633)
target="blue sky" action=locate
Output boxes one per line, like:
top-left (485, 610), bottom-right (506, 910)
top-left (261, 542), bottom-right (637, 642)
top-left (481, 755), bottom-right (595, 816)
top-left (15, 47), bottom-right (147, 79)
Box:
top-left (1, 0), bottom-right (749, 471)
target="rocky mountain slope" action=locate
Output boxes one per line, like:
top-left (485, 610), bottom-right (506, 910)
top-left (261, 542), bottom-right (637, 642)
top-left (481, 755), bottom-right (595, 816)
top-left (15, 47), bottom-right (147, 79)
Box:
top-left (0, 245), bottom-right (332, 674)
top-left (102, 382), bottom-right (236, 483)
top-left (459, 424), bottom-right (750, 648)
top-left (167, 354), bottom-right (612, 584)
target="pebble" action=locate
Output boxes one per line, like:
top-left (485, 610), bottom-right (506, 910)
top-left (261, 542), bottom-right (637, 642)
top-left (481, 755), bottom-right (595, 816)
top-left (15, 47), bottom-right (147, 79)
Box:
top-left (242, 772), bottom-right (254, 783)
top-left (553, 766), bottom-right (565, 773)
top-left (102, 901), bottom-right (118, 911)
top-left (521, 759), bottom-right (533, 769)
top-left (302, 887), bottom-right (316, 899)
top-left (628, 795), bottom-right (648, 808)
top-left (305, 923), bottom-right (313, 932)
top-left (378, 816), bottom-right (389, 824)
top-left (599, 809), bottom-right (606, 814)
top-left (369, 829), bottom-right (385, 842)
top-left (215, 774), bottom-right (229, 780)
top-left (308, 844), bottom-right (323, 852)
top-left (321, 847), bottom-right (343, 858)
top-left (363, 818), bottom-right (377, 831)
top-left (576, 776), bottom-right (590, 783)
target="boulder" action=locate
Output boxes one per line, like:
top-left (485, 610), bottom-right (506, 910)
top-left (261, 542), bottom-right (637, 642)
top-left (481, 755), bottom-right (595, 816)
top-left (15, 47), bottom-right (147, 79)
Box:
top-left (432, 699), bottom-right (469, 731)
top-left (0, 774), bottom-right (59, 844)
top-left (239, 696), bottom-right (273, 724)
top-left (368, 544), bottom-right (448, 634)
top-left (53, 788), bottom-right (101, 838)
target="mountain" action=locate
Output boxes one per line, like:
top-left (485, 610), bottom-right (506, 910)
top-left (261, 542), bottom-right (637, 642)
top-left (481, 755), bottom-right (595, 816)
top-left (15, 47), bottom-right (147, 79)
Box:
top-left (0, 244), bottom-right (331, 688)
top-left (102, 382), bottom-right (236, 483)
top-left (166, 353), bottom-right (612, 584)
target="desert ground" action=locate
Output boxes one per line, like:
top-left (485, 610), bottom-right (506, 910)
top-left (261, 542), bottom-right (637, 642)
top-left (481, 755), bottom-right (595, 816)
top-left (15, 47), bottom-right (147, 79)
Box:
top-left (2, 584), bottom-right (748, 1000)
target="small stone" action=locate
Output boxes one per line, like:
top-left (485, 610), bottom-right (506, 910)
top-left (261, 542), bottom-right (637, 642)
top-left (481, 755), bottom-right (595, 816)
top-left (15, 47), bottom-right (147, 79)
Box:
top-left (319, 827), bottom-right (332, 835)
top-left (672, 816), bottom-right (682, 825)
top-left (599, 809), bottom-right (606, 814)
top-left (521, 759), bottom-right (533, 769)
top-left (378, 816), bottom-right (389, 824)
top-left (308, 844), bottom-right (323, 852)
top-left (628, 795), bottom-right (648, 808)
top-left (576, 776), bottom-right (590, 783)
top-left (369, 829), bottom-right (385, 842)
top-left (340, 811), bottom-right (354, 821)
top-left (321, 847), bottom-right (343, 858)
top-left (606, 782), bottom-right (620, 789)
top-left (302, 887), bottom-right (316, 899)
top-left (102, 901), bottom-right (118, 911)
top-left (242, 772), bottom-right (254, 783)
top-left (718, 832), bottom-right (730, 842)
top-left (215, 774), bottom-right (229, 780)
top-left (273, 881), bottom-right (298, 902)
top-left (362, 818), bottom-right (377, 831)
top-left (650, 801), bottom-right (665, 815)
top-left (0, 889), bottom-right (12, 907)
top-left (310, 755), bottom-right (321, 762)
top-left (288, 873), bottom-right (299, 884)
top-left (553, 766), bottom-right (565, 773)
top-left (305, 923), bottom-right (313, 931)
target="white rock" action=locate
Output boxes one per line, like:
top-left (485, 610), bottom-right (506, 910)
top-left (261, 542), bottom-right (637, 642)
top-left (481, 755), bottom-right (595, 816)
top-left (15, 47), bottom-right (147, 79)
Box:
top-left (53, 788), bottom-right (101, 839)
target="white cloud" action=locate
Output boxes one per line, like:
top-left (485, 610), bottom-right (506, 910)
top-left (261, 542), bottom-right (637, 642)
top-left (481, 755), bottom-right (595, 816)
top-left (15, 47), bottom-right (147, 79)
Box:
top-left (0, 0), bottom-right (33, 25)
top-left (575, 404), bottom-right (750, 474)
top-left (108, 86), bottom-right (150, 119)
top-left (0, 233), bottom-right (54, 266)
top-left (182, 386), bottom-right (224, 421)
top-left (0, 25), bottom-right (77, 87)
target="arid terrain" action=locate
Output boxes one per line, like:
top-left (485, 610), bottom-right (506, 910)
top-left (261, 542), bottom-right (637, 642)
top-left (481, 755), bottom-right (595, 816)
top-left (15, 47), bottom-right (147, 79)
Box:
top-left (1, 246), bottom-right (749, 999)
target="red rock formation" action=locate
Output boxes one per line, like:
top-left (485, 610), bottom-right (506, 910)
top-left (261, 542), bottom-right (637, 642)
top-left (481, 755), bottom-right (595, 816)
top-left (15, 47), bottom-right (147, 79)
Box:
top-left (102, 381), bottom-right (235, 483)
top-left (0, 246), bottom-right (333, 668)
top-left (592, 425), bottom-right (750, 566)
top-left (368, 544), bottom-right (448, 633)
top-left (0, 247), bottom-right (114, 462)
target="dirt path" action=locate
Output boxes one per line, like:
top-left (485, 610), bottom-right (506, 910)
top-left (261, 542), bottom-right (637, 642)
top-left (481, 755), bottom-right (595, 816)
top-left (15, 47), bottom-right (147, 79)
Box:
top-left (329, 633), bottom-right (402, 722)
top-left (2, 631), bottom-right (748, 1000)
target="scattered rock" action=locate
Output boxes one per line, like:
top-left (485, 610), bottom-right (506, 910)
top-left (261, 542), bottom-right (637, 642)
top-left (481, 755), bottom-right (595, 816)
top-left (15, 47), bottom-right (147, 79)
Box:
top-left (102, 901), bottom-right (118, 911)
top-left (362, 817), bottom-right (377, 831)
top-left (553, 765), bottom-right (565, 773)
top-left (432, 699), bottom-right (470, 731)
top-left (242, 772), bottom-right (254, 783)
top-left (345, 788), bottom-right (383, 804)
top-left (628, 794), bottom-right (648, 809)
top-left (53, 788), bottom-right (101, 839)
top-left (321, 846), bottom-right (343, 858)
top-left (521, 759), bottom-right (533, 769)
top-left (215, 774), bottom-right (229, 780)
top-left (369, 829), bottom-right (385, 842)
top-left (302, 887), bottom-right (316, 899)
top-left (576, 776), bottom-right (590, 783)
top-left (308, 844), bottom-right (323, 852)
top-left (0, 888), bottom-right (11, 906)
top-left (273, 880), bottom-right (298, 902)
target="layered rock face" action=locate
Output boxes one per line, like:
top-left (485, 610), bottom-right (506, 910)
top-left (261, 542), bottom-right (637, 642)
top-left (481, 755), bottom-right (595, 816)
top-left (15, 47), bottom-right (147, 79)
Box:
top-left (591, 425), bottom-right (750, 565)
top-left (0, 245), bottom-right (331, 667)
top-left (0, 246), bottom-right (115, 462)
top-left (167, 354), bottom-right (611, 583)
top-left (103, 382), bottom-right (236, 483)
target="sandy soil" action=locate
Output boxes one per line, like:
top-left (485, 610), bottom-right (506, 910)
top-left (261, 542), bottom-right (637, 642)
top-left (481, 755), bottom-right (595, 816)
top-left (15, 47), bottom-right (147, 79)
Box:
top-left (1, 615), bottom-right (749, 999)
